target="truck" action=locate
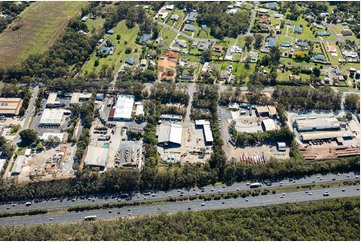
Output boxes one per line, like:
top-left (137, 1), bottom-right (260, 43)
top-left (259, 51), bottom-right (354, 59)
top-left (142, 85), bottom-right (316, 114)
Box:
top-left (249, 183), bottom-right (262, 188)
top-left (84, 215), bottom-right (97, 221)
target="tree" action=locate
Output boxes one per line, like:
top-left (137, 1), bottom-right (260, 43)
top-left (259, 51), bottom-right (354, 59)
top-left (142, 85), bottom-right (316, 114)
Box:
top-left (312, 67), bottom-right (321, 77)
top-left (94, 60), bottom-right (99, 67)
top-left (125, 47), bottom-right (132, 54)
top-left (201, 49), bottom-right (212, 62)
top-left (294, 51), bottom-right (305, 60)
top-left (254, 34), bottom-right (264, 49)
top-left (269, 46), bottom-right (281, 65)
top-left (344, 94), bottom-right (360, 113)
top-left (244, 36), bottom-right (254, 49)
top-left (19, 129), bottom-right (38, 145)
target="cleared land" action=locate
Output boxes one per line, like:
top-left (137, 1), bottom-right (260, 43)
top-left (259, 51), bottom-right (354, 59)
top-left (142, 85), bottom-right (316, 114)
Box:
top-left (0, 1), bottom-right (86, 67)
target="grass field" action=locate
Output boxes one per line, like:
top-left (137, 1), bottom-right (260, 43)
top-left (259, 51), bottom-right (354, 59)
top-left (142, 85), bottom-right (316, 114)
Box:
top-left (85, 18), bottom-right (105, 34)
top-left (82, 20), bottom-right (141, 74)
top-left (160, 26), bottom-right (177, 50)
top-left (0, 1), bottom-right (86, 67)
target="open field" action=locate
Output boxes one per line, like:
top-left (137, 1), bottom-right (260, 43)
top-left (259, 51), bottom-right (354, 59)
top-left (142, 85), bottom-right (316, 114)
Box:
top-left (0, 1), bottom-right (86, 67)
top-left (85, 18), bottom-right (105, 34)
top-left (82, 20), bottom-right (140, 74)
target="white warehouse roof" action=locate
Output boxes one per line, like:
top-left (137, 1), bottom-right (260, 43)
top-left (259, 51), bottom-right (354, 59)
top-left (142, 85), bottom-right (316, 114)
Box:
top-left (114, 95), bottom-right (134, 120)
top-left (135, 103), bottom-right (144, 116)
top-left (85, 146), bottom-right (108, 168)
top-left (39, 109), bottom-right (68, 126)
top-left (40, 133), bottom-right (65, 142)
top-left (301, 131), bottom-right (353, 141)
top-left (158, 123), bottom-right (182, 145)
top-left (296, 118), bottom-right (340, 131)
top-left (262, 119), bottom-right (276, 131)
top-left (195, 120), bottom-right (213, 143)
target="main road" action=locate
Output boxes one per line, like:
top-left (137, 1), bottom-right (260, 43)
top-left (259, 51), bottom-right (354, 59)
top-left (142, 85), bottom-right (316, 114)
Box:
top-left (0, 172), bottom-right (358, 213)
top-left (0, 185), bottom-right (358, 227)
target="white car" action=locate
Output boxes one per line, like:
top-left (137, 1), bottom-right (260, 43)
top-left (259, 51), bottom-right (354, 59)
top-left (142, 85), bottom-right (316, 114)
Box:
top-left (201, 203), bottom-right (205, 206)
top-left (308, 193), bottom-right (313, 196)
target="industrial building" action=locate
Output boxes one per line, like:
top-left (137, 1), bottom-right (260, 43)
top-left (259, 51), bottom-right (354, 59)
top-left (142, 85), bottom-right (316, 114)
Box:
top-left (116, 141), bottom-right (143, 169)
top-left (40, 133), bottom-right (65, 142)
top-left (300, 131), bottom-right (353, 142)
top-left (39, 109), bottom-right (70, 127)
top-left (159, 114), bottom-right (183, 122)
top-left (256, 106), bottom-right (277, 117)
top-left (0, 97), bottom-right (23, 116)
top-left (195, 120), bottom-right (214, 144)
top-left (110, 95), bottom-right (134, 121)
top-left (46, 93), bottom-right (61, 108)
top-left (135, 102), bottom-right (144, 116)
top-left (70, 93), bottom-right (92, 105)
top-left (11, 155), bottom-right (25, 176)
top-left (84, 146), bottom-right (108, 168)
top-left (295, 118), bottom-right (340, 132)
top-left (261, 119), bottom-right (277, 132)
top-left (157, 123), bottom-right (182, 147)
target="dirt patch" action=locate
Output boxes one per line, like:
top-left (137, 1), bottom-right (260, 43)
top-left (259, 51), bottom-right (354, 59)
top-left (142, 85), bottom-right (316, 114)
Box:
top-left (299, 142), bottom-right (360, 160)
top-left (157, 50), bottom-right (178, 82)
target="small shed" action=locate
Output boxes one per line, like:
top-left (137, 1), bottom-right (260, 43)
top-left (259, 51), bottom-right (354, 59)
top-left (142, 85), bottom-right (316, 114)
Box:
top-left (277, 142), bottom-right (286, 151)
top-left (125, 57), bottom-right (136, 65)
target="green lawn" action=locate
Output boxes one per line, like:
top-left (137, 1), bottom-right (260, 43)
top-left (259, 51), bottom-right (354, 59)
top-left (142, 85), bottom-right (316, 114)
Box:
top-left (330, 23), bottom-right (358, 41)
top-left (161, 26), bottom-right (177, 50)
top-left (323, 42), bottom-right (343, 66)
top-left (82, 20), bottom-right (140, 74)
top-left (85, 18), bottom-right (105, 34)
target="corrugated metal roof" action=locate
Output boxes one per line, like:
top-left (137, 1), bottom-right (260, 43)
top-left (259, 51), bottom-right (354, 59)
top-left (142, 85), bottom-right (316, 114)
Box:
top-left (262, 119), bottom-right (276, 131)
top-left (296, 118), bottom-right (340, 131)
top-left (85, 147), bottom-right (108, 167)
top-left (301, 131), bottom-right (353, 141)
top-left (158, 123), bottom-right (182, 145)
top-left (12, 155), bottom-right (25, 175)
top-left (114, 95), bottom-right (134, 120)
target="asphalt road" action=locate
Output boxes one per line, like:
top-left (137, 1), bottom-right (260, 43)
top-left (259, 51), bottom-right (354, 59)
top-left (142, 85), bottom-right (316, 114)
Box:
top-left (0, 185), bottom-right (358, 227)
top-left (1, 172), bottom-right (358, 213)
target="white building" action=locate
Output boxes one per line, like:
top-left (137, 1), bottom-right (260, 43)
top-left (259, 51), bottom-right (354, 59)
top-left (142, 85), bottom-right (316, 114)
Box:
top-left (113, 95), bottom-right (135, 121)
top-left (39, 109), bottom-right (70, 126)
top-left (84, 147), bottom-right (108, 168)
top-left (195, 120), bottom-right (213, 144)
top-left (157, 123), bottom-right (182, 146)
top-left (40, 133), bottom-right (65, 142)
top-left (261, 119), bottom-right (277, 131)
top-left (135, 102), bottom-right (144, 116)
top-left (165, 4), bottom-right (174, 10)
top-left (70, 92), bottom-right (92, 105)
top-left (46, 93), bottom-right (61, 108)
top-left (295, 118), bottom-right (340, 132)
top-left (0, 159), bottom-right (6, 173)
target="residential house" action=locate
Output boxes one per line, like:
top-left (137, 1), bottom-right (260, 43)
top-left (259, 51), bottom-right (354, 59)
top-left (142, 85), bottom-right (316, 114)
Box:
top-left (201, 25), bottom-right (207, 31)
top-left (99, 46), bottom-right (114, 55)
top-left (316, 32), bottom-right (330, 36)
top-left (341, 30), bottom-right (352, 36)
top-left (178, 75), bottom-right (193, 81)
top-left (227, 9), bottom-right (238, 14)
top-left (165, 5), bottom-right (174, 10)
top-left (197, 41), bottom-right (211, 51)
top-left (327, 45), bottom-right (337, 53)
top-left (294, 25), bottom-right (303, 34)
top-left (312, 54), bottom-right (326, 62)
top-left (187, 11), bottom-right (196, 22)
top-left (140, 59), bottom-right (147, 67)
top-left (171, 14), bottom-right (179, 21)
top-left (249, 51), bottom-right (258, 62)
top-left (266, 37), bottom-right (276, 48)
top-left (296, 41), bottom-right (309, 48)
top-left (184, 24), bottom-right (196, 32)
top-left (107, 29), bottom-right (114, 35)
top-left (125, 57), bottom-right (136, 65)
top-left (262, 15), bottom-right (269, 23)
top-left (141, 34), bottom-right (150, 44)
top-left (176, 39), bottom-right (187, 48)
top-left (280, 41), bottom-right (291, 48)
top-left (268, 2), bottom-right (276, 9)
top-left (259, 8), bottom-right (268, 14)
top-left (220, 70), bottom-right (231, 80)
top-left (213, 46), bottom-right (223, 52)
